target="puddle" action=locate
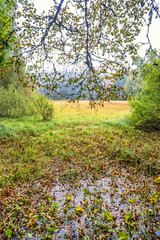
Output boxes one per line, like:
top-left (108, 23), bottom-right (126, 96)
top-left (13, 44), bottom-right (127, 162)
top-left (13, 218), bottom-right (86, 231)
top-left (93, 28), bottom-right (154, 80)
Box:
top-left (11, 174), bottom-right (159, 239)
top-left (45, 175), bottom-right (160, 239)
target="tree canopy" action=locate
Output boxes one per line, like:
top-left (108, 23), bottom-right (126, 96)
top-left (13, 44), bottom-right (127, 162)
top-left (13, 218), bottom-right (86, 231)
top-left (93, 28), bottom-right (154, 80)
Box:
top-left (0, 0), bottom-right (26, 88)
top-left (0, 0), bottom-right (160, 101)
top-left (0, 0), bottom-right (14, 68)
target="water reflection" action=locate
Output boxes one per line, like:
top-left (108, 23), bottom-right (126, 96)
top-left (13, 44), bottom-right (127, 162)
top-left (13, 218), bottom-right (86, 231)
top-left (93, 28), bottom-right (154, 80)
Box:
top-left (47, 175), bottom-right (159, 239)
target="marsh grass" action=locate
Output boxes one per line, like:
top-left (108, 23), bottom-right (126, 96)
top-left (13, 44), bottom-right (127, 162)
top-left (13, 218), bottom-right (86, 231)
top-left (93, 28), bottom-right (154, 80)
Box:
top-left (0, 101), bottom-right (159, 239)
top-left (53, 100), bottom-right (130, 122)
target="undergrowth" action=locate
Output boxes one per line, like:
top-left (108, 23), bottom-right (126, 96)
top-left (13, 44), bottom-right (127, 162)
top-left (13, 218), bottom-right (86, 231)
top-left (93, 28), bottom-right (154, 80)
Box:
top-left (0, 101), bottom-right (159, 239)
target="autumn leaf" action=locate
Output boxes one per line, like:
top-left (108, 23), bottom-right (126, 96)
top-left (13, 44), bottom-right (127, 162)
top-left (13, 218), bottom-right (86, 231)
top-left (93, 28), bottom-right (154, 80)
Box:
top-left (45, 214), bottom-right (51, 221)
top-left (104, 211), bottom-right (113, 221)
top-left (154, 175), bottom-right (160, 184)
top-left (75, 206), bottom-right (84, 215)
top-left (124, 213), bottom-right (132, 221)
top-left (66, 194), bottom-right (71, 202)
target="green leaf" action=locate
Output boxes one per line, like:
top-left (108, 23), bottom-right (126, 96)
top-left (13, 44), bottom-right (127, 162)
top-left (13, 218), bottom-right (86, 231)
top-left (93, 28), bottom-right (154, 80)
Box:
top-left (94, 209), bottom-right (100, 214)
top-left (128, 198), bottom-right (137, 204)
top-left (27, 233), bottom-right (33, 239)
top-left (52, 202), bottom-right (58, 208)
top-left (104, 211), bottom-right (113, 221)
top-left (124, 213), bottom-right (132, 220)
top-left (118, 231), bottom-right (129, 240)
top-left (47, 227), bottom-right (57, 232)
top-left (5, 229), bottom-right (12, 238)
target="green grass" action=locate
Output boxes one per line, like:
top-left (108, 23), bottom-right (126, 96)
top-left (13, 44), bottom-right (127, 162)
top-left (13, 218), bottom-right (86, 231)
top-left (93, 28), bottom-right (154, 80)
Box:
top-left (0, 101), bottom-right (159, 239)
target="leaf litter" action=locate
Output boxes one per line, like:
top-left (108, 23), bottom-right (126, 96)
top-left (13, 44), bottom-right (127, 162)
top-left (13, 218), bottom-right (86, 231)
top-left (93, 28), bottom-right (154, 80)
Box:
top-left (0, 106), bottom-right (160, 239)
top-left (1, 168), bottom-right (159, 239)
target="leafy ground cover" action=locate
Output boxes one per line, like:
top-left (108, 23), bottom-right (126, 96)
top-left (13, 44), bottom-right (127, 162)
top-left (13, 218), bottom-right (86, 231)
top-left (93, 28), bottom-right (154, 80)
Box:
top-left (0, 101), bottom-right (159, 239)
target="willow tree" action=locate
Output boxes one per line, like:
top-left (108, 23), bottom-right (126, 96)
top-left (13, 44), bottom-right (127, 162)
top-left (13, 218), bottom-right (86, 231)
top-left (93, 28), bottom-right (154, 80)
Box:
top-left (1, 0), bottom-right (160, 101)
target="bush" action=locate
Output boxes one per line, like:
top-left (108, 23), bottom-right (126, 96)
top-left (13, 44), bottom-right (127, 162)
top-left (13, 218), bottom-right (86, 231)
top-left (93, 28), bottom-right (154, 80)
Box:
top-left (128, 96), bottom-right (160, 130)
top-left (0, 85), bottom-right (36, 118)
top-left (34, 95), bottom-right (54, 121)
top-left (128, 52), bottom-right (160, 131)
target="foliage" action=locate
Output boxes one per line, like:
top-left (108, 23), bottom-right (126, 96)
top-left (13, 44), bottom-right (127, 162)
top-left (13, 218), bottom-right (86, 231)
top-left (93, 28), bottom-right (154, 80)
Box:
top-left (128, 52), bottom-right (160, 130)
top-left (0, 62), bottom-right (26, 89)
top-left (0, 0), bottom-right (14, 66)
top-left (0, 0), bottom-right (29, 90)
top-left (0, 85), bottom-right (36, 117)
top-left (3, 0), bottom-right (159, 101)
top-left (1, 0), bottom-right (160, 101)
top-left (0, 101), bottom-right (159, 239)
top-left (0, 0), bottom-right (20, 68)
top-left (34, 95), bottom-right (54, 121)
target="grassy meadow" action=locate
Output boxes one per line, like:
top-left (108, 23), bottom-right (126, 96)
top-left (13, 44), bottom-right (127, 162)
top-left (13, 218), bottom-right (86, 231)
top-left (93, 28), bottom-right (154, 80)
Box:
top-left (53, 101), bottom-right (130, 122)
top-left (0, 101), bottom-right (159, 239)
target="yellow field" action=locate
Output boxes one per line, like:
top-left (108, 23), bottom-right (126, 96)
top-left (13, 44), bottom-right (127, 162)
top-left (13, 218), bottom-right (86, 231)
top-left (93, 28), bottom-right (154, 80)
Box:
top-left (53, 100), bottom-right (130, 121)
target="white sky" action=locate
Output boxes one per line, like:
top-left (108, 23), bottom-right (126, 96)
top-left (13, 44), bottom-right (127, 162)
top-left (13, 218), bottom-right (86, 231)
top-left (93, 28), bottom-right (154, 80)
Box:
top-left (32, 0), bottom-right (160, 57)
top-left (137, 18), bottom-right (160, 56)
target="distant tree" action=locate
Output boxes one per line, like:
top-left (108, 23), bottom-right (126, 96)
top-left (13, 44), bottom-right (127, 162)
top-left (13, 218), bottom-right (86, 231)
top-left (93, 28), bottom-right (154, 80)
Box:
top-left (1, 0), bottom-right (160, 102)
top-left (124, 75), bottom-right (142, 96)
top-left (128, 50), bottom-right (160, 130)
top-left (112, 76), bottom-right (127, 99)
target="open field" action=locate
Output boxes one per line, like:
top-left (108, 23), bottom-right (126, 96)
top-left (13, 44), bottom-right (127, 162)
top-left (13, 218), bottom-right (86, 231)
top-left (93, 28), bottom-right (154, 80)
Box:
top-left (0, 101), bottom-right (159, 239)
top-left (53, 101), bottom-right (130, 122)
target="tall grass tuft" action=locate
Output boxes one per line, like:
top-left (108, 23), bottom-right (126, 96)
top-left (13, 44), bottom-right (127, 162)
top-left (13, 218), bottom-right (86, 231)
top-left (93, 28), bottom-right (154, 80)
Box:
top-left (34, 95), bottom-right (54, 121)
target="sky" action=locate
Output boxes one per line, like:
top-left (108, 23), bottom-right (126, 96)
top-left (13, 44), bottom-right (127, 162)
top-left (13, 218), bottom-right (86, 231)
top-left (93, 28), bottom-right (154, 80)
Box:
top-left (32, 0), bottom-right (160, 57)
top-left (137, 18), bottom-right (160, 56)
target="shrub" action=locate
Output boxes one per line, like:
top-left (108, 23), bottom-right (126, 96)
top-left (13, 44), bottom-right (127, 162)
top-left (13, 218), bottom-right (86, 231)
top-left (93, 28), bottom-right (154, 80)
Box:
top-left (0, 85), bottom-right (36, 118)
top-left (128, 96), bottom-right (160, 130)
top-left (128, 52), bottom-right (160, 131)
top-left (34, 95), bottom-right (54, 121)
